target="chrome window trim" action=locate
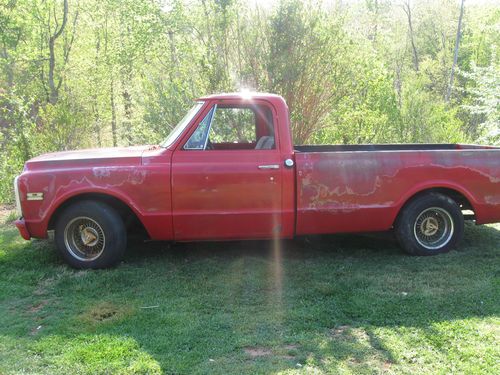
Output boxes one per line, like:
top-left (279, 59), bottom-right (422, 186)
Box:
top-left (183, 104), bottom-right (217, 150)
top-left (203, 104), bottom-right (217, 151)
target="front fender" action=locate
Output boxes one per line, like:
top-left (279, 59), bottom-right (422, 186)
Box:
top-left (18, 164), bottom-right (173, 239)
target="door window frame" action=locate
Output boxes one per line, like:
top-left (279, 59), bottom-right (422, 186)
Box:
top-left (176, 99), bottom-right (280, 152)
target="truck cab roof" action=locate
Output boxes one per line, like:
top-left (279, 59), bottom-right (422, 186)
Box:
top-left (196, 91), bottom-right (286, 103)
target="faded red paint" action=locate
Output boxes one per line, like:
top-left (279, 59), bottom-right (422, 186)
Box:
top-left (295, 150), bottom-right (500, 235)
top-left (14, 93), bottom-right (500, 242)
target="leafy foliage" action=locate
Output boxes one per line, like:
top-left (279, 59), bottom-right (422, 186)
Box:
top-left (0, 0), bottom-right (499, 202)
top-left (461, 57), bottom-right (500, 144)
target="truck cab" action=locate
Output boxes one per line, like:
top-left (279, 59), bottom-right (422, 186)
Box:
top-left (164, 93), bottom-right (296, 241)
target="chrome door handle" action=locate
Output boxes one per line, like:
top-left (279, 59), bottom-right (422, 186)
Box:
top-left (258, 164), bottom-right (280, 170)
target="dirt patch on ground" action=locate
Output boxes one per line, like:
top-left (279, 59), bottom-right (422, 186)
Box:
top-left (88, 303), bottom-right (119, 322)
top-left (33, 277), bottom-right (57, 296)
top-left (80, 301), bottom-right (132, 324)
top-left (92, 309), bottom-right (117, 321)
top-left (244, 347), bottom-right (273, 357)
top-left (243, 345), bottom-right (299, 360)
top-left (331, 325), bottom-right (351, 337)
top-left (28, 300), bottom-right (49, 313)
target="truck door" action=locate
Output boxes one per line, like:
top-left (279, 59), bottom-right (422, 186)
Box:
top-left (171, 100), bottom-right (283, 240)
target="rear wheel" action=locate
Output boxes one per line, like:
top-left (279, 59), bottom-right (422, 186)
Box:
top-left (395, 193), bottom-right (464, 255)
top-left (55, 201), bottom-right (127, 268)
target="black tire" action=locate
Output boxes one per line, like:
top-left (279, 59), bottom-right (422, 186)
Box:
top-left (395, 193), bottom-right (464, 256)
top-left (55, 200), bottom-right (127, 269)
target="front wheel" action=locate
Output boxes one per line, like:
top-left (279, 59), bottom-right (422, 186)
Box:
top-left (55, 201), bottom-right (127, 268)
top-left (395, 193), bottom-right (464, 256)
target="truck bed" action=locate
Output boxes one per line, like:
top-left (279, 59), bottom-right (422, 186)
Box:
top-left (294, 143), bottom-right (498, 152)
top-left (294, 146), bottom-right (500, 236)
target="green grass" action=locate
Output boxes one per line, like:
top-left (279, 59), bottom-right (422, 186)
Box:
top-left (0, 213), bottom-right (498, 374)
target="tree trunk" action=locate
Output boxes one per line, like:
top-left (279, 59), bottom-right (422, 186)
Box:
top-left (403, 1), bottom-right (419, 72)
top-left (445, 0), bottom-right (465, 103)
top-left (110, 77), bottom-right (117, 147)
top-left (167, 30), bottom-right (178, 82)
top-left (48, 37), bottom-right (58, 104)
top-left (93, 35), bottom-right (101, 147)
top-left (47, 0), bottom-right (69, 104)
top-left (121, 66), bottom-right (133, 145)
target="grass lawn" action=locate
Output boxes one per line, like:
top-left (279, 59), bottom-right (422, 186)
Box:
top-left (0, 209), bottom-right (498, 374)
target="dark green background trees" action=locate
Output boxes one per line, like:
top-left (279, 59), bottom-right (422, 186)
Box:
top-left (1, 0), bottom-right (499, 202)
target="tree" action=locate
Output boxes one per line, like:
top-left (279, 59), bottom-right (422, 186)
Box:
top-left (265, 0), bottom-right (354, 143)
top-left (34, 0), bottom-right (79, 104)
top-left (402, 0), bottom-right (419, 72)
top-left (0, 0), bottom-right (497, 203)
top-left (461, 57), bottom-right (500, 144)
top-left (445, 0), bottom-right (465, 103)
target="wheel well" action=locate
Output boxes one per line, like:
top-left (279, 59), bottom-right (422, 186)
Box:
top-left (48, 193), bottom-right (149, 237)
top-left (396, 187), bottom-right (475, 223)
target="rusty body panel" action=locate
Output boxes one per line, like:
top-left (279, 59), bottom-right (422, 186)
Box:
top-left (13, 92), bottom-right (500, 244)
top-left (296, 149), bottom-right (500, 235)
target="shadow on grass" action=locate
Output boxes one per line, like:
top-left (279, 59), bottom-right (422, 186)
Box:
top-left (0, 223), bottom-right (499, 373)
top-left (126, 228), bottom-right (400, 262)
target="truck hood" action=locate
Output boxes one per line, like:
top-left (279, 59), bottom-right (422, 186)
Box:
top-left (25, 145), bottom-right (153, 170)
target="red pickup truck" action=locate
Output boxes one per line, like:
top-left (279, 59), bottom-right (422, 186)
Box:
top-left (14, 92), bottom-right (500, 268)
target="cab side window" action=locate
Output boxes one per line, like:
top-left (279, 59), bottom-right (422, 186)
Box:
top-left (184, 104), bottom-right (275, 150)
top-left (210, 107), bottom-right (256, 144)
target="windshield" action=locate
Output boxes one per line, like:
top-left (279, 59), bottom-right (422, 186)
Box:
top-left (160, 102), bottom-right (204, 148)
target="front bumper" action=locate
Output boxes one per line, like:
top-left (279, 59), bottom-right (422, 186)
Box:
top-left (15, 218), bottom-right (31, 240)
